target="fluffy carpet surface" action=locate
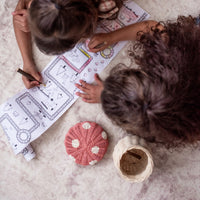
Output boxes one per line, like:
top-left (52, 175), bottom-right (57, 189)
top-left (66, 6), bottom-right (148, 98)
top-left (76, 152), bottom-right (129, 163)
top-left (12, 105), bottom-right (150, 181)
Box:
top-left (0, 0), bottom-right (200, 200)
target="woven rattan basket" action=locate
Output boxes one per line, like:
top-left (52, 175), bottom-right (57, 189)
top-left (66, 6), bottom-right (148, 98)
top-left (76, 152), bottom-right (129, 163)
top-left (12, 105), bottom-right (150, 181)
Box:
top-left (113, 135), bottom-right (154, 182)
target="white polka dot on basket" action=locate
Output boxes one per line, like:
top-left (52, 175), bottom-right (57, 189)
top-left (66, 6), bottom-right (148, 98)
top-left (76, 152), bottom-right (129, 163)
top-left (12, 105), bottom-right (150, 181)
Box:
top-left (64, 121), bottom-right (108, 166)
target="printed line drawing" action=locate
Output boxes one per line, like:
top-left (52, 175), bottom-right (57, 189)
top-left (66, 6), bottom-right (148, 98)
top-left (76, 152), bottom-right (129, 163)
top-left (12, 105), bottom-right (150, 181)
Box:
top-left (100, 46), bottom-right (115, 59)
top-left (61, 44), bottom-right (93, 73)
top-left (0, 0), bottom-right (150, 159)
top-left (99, 4), bottom-right (138, 32)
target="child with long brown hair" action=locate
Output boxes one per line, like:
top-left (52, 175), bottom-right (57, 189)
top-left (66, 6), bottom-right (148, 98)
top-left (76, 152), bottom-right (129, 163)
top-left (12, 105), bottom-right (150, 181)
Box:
top-left (12, 0), bottom-right (124, 89)
top-left (75, 15), bottom-right (200, 146)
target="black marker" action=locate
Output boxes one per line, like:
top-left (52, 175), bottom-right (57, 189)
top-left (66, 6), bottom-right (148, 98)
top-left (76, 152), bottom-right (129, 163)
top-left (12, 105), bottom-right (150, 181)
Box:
top-left (17, 68), bottom-right (45, 86)
top-left (93, 41), bottom-right (107, 49)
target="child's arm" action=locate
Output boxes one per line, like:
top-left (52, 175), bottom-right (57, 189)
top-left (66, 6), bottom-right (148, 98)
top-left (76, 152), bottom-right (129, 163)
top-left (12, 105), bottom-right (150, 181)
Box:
top-left (12, 0), bottom-right (42, 89)
top-left (88, 20), bottom-right (159, 52)
top-left (76, 21), bottom-right (161, 103)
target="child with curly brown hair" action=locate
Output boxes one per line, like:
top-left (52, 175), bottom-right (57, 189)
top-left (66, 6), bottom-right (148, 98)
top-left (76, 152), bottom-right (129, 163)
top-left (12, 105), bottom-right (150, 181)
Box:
top-left (12, 0), bottom-right (124, 89)
top-left (75, 15), bottom-right (200, 146)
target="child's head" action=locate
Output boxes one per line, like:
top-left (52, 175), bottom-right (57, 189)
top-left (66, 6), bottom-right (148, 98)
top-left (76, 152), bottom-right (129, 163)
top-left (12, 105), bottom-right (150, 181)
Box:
top-left (101, 15), bottom-right (200, 146)
top-left (101, 67), bottom-right (151, 135)
top-left (101, 67), bottom-right (173, 143)
top-left (28, 0), bottom-right (98, 55)
top-left (101, 65), bottom-right (200, 146)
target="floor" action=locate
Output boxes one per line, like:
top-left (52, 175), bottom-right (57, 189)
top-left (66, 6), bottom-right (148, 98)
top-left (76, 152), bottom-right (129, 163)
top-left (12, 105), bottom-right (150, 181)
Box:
top-left (0, 0), bottom-right (200, 200)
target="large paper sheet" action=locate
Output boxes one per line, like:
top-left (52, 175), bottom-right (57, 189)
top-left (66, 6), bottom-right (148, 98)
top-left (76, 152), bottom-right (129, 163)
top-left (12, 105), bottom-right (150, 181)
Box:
top-left (0, 1), bottom-right (149, 160)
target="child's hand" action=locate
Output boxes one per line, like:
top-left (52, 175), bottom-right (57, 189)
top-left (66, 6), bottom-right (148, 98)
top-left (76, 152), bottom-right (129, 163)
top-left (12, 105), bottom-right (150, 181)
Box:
top-left (98, 0), bottom-right (119, 19)
top-left (75, 74), bottom-right (104, 103)
top-left (12, 9), bottom-right (30, 32)
top-left (23, 63), bottom-right (43, 89)
top-left (88, 33), bottom-right (112, 53)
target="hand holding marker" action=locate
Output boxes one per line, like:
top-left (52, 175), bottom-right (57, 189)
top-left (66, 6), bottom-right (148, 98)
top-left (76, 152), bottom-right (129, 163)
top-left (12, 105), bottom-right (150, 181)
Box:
top-left (17, 68), bottom-right (45, 86)
top-left (93, 41), bottom-right (108, 49)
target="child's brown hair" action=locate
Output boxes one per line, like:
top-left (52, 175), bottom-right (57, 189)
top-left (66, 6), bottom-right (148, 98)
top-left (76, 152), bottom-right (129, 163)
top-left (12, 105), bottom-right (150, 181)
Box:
top-left (29, 0), bottom-right (124, 55)
top-left (101, 15), bottom-right (200, 146)
top-left (29, 0), bottom-right (98, 54)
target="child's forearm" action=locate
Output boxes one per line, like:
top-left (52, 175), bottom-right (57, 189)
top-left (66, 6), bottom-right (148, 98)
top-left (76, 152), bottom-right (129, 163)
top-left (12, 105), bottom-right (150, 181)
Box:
top-left (88, 20), bottom-right (159, 52)
top-left (13, 23), bottom-right (34, 65)
top-left (13, 1), bottom-right (43, 89)
top-left (13, 0), bottom-right (34, 66)
top-left (109, 20), bottom-right (158, 44)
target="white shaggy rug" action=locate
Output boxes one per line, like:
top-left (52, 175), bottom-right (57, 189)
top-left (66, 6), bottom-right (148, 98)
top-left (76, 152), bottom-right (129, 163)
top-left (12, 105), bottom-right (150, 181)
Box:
top-left (0, 1), bottom-right (200, 200)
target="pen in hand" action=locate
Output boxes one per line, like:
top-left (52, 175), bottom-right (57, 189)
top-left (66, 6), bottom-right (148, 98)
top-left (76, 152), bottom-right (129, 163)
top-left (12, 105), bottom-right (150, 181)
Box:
top-left (17, 68), bottom-right (45, 86)
top-left (93, 41), bottom-right (108, 49)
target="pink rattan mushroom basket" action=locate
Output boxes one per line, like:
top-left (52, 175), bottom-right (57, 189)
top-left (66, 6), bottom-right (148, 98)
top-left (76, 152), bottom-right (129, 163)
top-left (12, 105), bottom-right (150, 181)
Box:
top-left (65, 121), bottom-right (108, 166)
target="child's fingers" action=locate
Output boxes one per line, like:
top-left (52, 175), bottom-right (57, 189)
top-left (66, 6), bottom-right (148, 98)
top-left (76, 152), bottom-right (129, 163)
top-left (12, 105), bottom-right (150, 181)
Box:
top-left (22, 71), bottom-right (42, 89)
top-left (89, 44), bottom-right (108, 53)
top-left (79, 80), bottom-right (92, 90)
top-left (88, 40), bottom-right (107, 52)
top-left (88, 39), bottom-right (101, 49)
top-left (94, 74), bottom-right (103, 85)
top-left (89, 34), bottom-right (105, 45)
top-left (29, 81), bottom-right (40, 88)
top-left (98, 12), bottom-right (115, 19)
top-left (13, 15), bottom-right (25, 23)
top-left (75, 83), bottom-right (89, 93)
top-left (99, 0), bottom-right (116, 12)
top-left (89, 34), bottom-right (109, 50)
top-left (34, 72), bottom-right (43, 83)
top-left (82, 98), bottom-right (98, 103)
top-left (79, 80), bottom-right (99, 91)
top-left (88, 47), bottom-right (100, 53)
top-left (13, 21), bottom-right (28, 32)
top-left (13, 13), bottom-right (30, 32)
top-left (13, 20), bottom-right (23, 27)
top-left (28, 71), bottom-right (43, 84)
top-left (98, 7), bottom-right (119, 19)
top-left (37, 72), bottom-right (44, 84)
top-left (76, 92), bottom-right (99, 103)
top-left (12, 9), bottom-right (27, 16)
top-left (75, 92), bottom-right (90, 99)
top-left (23, 77), bottom-right (39, 89)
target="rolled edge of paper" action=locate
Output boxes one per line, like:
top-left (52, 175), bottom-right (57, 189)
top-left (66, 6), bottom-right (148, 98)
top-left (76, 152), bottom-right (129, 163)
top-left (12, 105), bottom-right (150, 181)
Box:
top-left (21, 144), bottom-right (36, 161)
